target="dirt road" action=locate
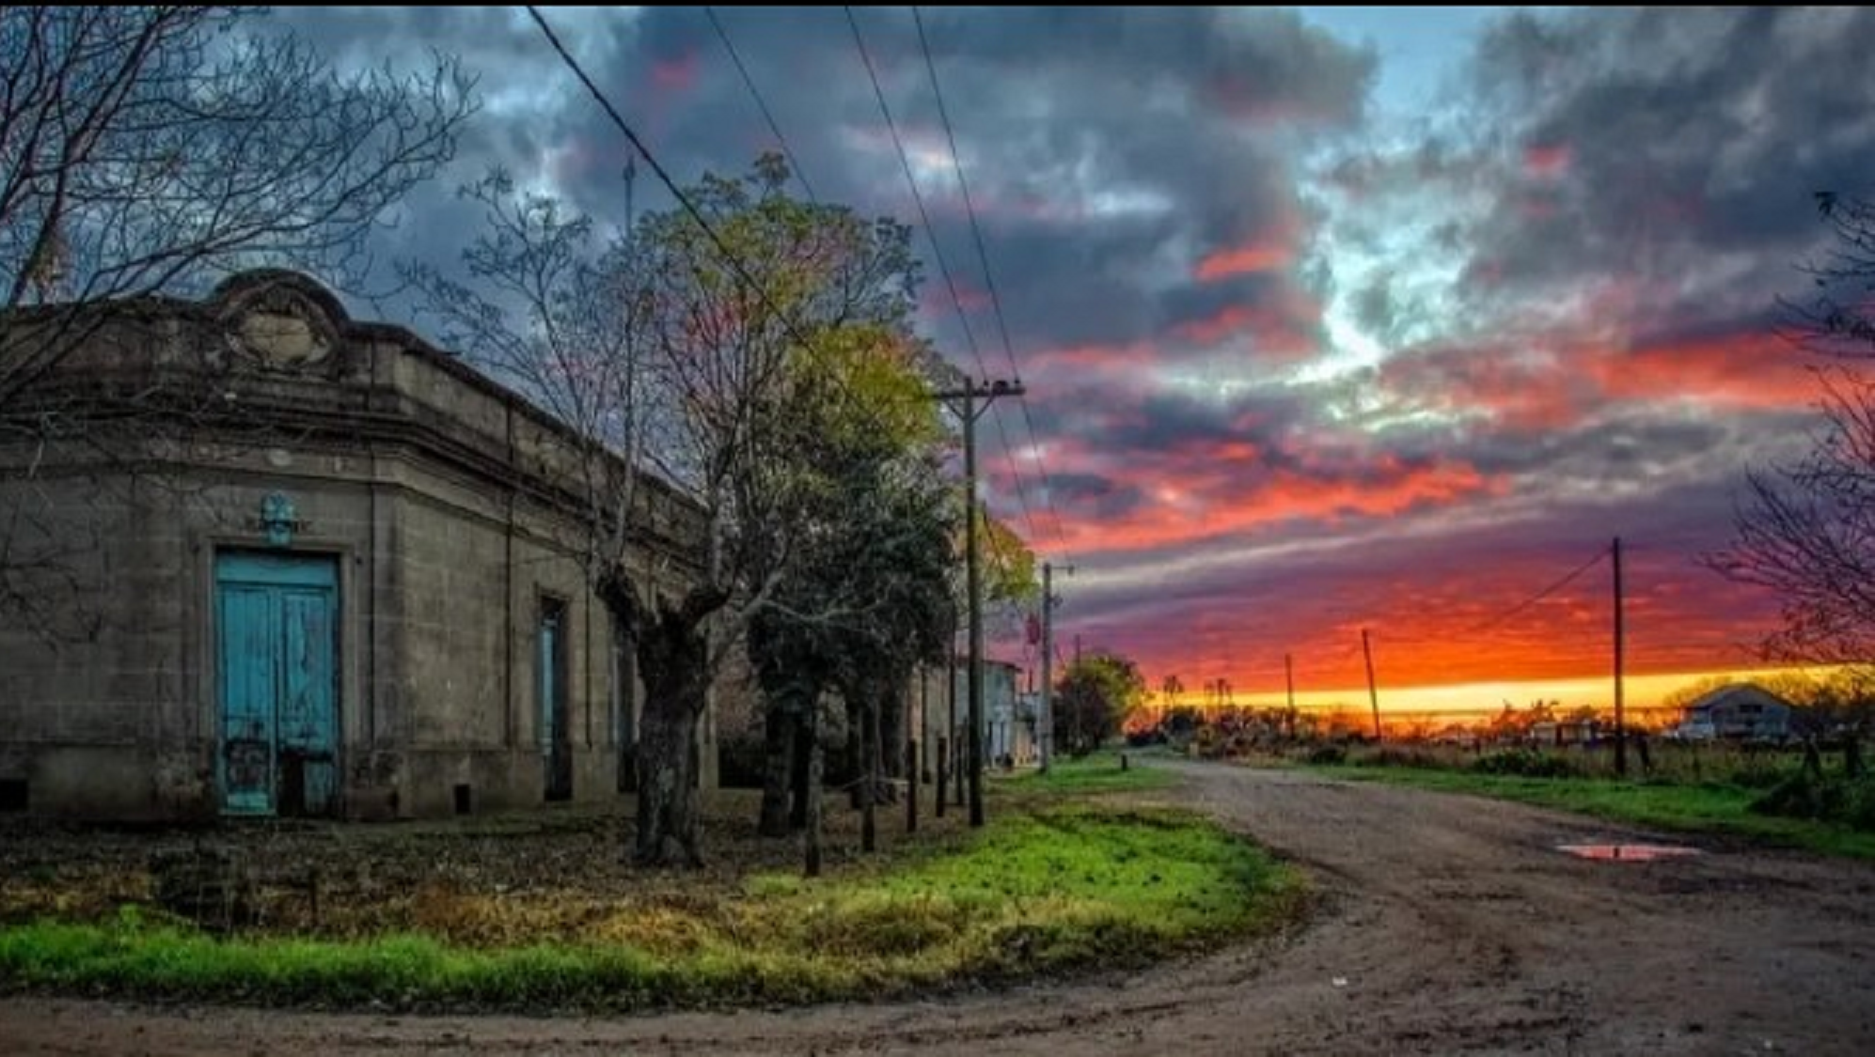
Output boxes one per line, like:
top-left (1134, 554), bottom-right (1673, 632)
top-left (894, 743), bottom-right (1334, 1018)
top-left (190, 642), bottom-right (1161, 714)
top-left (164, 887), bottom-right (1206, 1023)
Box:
top-left (4, 762), bottom-right (1872, 1055)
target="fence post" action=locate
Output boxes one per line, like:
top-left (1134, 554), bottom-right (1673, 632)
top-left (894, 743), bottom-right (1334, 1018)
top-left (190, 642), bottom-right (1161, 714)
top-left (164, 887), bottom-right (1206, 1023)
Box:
top-left (907, 738), bottom-right (918, 834)
top-left (935, 737), bottom-right (947, 819)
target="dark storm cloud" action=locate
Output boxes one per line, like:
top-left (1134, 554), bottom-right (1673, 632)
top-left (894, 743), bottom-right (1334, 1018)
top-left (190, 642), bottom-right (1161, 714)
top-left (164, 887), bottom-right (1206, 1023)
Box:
top-left (277, 6), bottom-right (1376, 368)
top-left (1464, 7), bottom-right (1875, 303)
top-left (1045, 473), bottom-right (1147, 521)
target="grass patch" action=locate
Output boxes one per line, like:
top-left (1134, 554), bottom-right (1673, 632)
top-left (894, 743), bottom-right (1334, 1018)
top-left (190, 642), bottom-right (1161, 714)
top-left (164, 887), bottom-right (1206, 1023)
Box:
top-left (0, 803), bottom-right (1299, 1011)
top-left (1002, 749), bottom-right (1175, 795)
top-left (1322, 765), bottom-right (1875, 860)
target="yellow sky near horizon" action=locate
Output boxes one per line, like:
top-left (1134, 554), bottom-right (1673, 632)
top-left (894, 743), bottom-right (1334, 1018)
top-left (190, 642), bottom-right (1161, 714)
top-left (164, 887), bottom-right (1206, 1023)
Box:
top-left (1156, 664), bottom-right (1828, 718)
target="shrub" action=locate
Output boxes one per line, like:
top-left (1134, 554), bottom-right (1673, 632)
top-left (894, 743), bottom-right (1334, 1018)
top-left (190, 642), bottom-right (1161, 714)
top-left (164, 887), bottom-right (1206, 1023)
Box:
top-left (1304, 744), bottom-right (1346, 766)
top-left (1470, 749), bottom-right (1580, 779)
top-left (1354, 747), bottom-right (1444, 770)
top-left (1751, 773), bottom-right (1875, 831)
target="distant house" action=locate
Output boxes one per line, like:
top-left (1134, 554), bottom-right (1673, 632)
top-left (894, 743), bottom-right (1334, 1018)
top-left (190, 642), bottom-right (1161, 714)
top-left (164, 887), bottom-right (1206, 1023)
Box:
top-left (1676, 683), bottom-right (1794, 741)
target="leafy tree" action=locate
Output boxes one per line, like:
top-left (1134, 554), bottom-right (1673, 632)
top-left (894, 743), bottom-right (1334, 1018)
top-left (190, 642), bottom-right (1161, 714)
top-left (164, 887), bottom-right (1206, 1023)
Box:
top-left (1053, 650), bottom-right (1146, 756)
top-left (747, 327), bottom-right (955, 850)
top-left (1561, 704), bottom-right (1602, 727)
top-left (1160, 705), bottom-right (1201, 741)
top-left (981, 511), bottom-right (1040, 608)
top-left (612, 164), bottom-right (924, 866)
top-left (417, 156), bottom-right (923, 866)
top-left (0, 5), bottom-right (474, 630)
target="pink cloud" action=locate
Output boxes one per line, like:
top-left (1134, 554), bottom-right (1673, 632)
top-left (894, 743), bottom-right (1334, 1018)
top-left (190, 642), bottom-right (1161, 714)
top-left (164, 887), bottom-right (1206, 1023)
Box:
top-left (1194, 241), bottom-right (1292, 281)
top-left (1524, 143), bottom-right (1572, 178)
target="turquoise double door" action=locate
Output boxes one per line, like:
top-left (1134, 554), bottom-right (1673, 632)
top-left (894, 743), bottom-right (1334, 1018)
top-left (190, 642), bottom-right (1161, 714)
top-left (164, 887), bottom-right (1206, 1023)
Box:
top-left (216, 551), bottom-right (339, 816)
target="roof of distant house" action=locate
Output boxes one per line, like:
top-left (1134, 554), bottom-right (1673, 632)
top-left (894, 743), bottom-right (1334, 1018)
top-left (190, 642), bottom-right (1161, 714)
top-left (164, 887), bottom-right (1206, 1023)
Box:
top-left (1684, 682), bottom-right (1795, 713)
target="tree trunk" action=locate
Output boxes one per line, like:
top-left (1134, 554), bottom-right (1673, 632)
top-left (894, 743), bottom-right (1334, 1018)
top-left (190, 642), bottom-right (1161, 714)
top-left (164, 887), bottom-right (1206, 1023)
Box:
top-left (629, 604), bottom-right (714, 869)
top-left (880, 676), bottom-right (905, 781)
top-left (861, 686), bottom-right (878, 854)
top-left (846, 695), bottom-right (864, 810)
top-left (596, 569), bottom-right (725, 869)
top-left (804, 695), bottom-right (823, 878)
top-left (758, 695), bottom-right (796, 838)
top-left (789, 711), bottom-right (812, 830)
top-left (634, 680), bottom-right (703, 867)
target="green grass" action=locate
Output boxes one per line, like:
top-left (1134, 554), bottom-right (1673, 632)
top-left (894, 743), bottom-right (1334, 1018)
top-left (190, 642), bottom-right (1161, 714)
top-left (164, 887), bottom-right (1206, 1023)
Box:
top-left (1322, 766), bottom-right (1875, 860)
top-left (0, 804), bottom-right (1300, 1011)
top-left (1002, 749), bottom-right (1175, 794)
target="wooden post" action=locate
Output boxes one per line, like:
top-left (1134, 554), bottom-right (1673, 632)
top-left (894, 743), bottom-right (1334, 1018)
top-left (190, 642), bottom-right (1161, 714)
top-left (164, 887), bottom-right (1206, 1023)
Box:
top-left (1612, 536), bottom-right (1628, 778)
top-left (805, 708), bottom-right (823, 878)
top-left (935, 736), bottom-right (947, 818)
top-left (861, 696), bottom-right (878, 854)
top-left (1361, 628), bottom-right (1382, 742)
top-left (907, 737), bottom-right (918, 834)
top-left (954, 724), bottom-right (966, 806)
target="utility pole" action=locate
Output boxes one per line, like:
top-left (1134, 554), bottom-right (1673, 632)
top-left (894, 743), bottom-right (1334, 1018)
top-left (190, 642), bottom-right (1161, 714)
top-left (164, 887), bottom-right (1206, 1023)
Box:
top-left (1361, 628), bottom-right (1382, 741)
top-left (935, 378), bottom-right (1024, 828)
top-left (1613, 536), bottom-right (1627, 777)
top-left (1284, 652), bottom-right (1297, 739)
top-left (1039, 561), bottom-right (1073, 774)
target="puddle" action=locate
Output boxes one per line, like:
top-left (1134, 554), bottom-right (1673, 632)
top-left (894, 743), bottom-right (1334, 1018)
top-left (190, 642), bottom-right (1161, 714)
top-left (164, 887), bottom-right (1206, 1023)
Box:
top-left (1557, 843), bottom-right (1703, 861)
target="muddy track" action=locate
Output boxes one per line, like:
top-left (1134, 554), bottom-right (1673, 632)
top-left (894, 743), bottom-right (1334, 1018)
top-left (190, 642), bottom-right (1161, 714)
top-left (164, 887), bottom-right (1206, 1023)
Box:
top-left (4, 762), bottom-right (1873, 1055)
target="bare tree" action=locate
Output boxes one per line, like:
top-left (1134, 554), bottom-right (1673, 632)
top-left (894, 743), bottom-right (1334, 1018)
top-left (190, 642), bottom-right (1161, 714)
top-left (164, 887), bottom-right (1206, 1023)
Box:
top-left (1706, 193), bottom-right (1875, 675)
top-left (1705, 370), bottom-right (1875, 669)
top-left (0, 6), bottom-right (475, 627)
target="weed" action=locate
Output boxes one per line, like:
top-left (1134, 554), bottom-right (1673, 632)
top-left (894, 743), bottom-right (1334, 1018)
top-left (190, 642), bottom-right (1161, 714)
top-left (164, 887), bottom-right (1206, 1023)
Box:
top-left (1752, 773), bottom-right (1875, 831)
top-left (0, 802), bottom-right (1303, 1012)
top-left (1471, 750), bottom-right (1581, 779)
top-left (1323, 766), bottom-right (1875, 859)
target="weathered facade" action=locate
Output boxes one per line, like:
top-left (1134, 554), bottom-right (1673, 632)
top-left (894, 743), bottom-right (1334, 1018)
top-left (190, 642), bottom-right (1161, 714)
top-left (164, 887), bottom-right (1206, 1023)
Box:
top-left (0, 271), bottom-right (724, 820)
top-left (905, 656), bottom-right (1027, 774)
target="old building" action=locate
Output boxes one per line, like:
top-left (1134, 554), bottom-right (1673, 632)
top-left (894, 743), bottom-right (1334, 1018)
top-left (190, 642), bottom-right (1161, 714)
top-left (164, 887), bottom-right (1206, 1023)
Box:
top-left (907, 656), bottom-right (1028, 773)
top-left (0, 271), bottom-right (724, 820)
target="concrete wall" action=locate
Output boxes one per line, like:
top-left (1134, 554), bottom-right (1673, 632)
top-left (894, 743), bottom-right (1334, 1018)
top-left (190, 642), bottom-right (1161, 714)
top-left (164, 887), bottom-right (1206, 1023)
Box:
top-left (0, 470), bottom-right (196, 818)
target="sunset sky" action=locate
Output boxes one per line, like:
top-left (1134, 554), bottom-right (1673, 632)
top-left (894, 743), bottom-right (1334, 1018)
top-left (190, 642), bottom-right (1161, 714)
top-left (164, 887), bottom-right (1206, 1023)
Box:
top-left (283, 7), bottom-right (1870, 712)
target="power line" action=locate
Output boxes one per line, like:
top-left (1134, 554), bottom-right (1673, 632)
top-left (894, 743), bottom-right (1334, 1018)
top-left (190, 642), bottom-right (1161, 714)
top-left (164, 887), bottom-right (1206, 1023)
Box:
top-left (842, 5), bottom-right (1041, 548)
top-left (1371, 544), bottom-right (1610, 649)
top-left (1461, 545), bottom-right (1610, 639)
top-left (703, 7), bottom-right (818, 203)
top-left (1248, 545), bottom-right (1612, 694)
top-left (909, 6), bottom-right (1071, 557)
top-left (525, 7), bottom-right (909, 456)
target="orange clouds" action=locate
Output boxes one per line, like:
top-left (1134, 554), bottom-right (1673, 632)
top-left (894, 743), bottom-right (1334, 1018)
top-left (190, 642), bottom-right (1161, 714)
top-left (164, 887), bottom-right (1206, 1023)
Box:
top-left (1175, 285), bottom-right (1321, 355)
top-left (1057, 454), bottom-right (1502, 555)
top-left (1593, 331), bottom-right (1814, 411)
top-left (1384, 327), bottom-right (1817, 430)
top-left (1194, 241), bottom-right (1292, 281)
